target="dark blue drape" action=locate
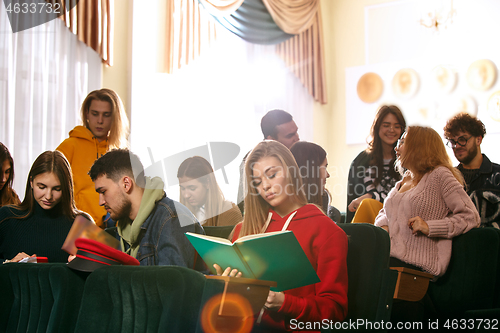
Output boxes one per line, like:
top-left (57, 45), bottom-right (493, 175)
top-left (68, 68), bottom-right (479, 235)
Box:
top-left (201, 0), bottom-right (295, 45)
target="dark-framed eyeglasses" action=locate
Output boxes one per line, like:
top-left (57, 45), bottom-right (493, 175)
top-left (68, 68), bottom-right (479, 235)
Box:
top-left (446, 136), bottom-right (472, 148)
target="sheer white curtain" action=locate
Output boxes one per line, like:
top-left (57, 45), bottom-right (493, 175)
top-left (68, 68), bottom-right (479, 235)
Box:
top-left (0, 5), bottom-right (102, 199)
top-left (130, 1), bottom-right (314, 203)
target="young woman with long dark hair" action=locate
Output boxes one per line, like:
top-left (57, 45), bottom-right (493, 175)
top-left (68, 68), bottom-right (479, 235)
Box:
top-left (290, 141), bottom-right (341, 222)
top-left (346, 105), bottom-right (406, 223)
top-left (0, 151), bottom-right (90, 263)
top-left (0, 143), bottom-right (20, 207)
top-left (177, 156), bottom-right (241, 226)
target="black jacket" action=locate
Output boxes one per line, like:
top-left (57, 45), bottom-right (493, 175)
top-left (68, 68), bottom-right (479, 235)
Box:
top-left (458, 154), bottom-right (500, 228)
top-left (346, 151), bottom-right (371, 223)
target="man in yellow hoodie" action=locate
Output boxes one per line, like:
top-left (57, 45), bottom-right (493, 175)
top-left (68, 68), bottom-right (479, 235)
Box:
top-left (57, 89), bottom-right (129, 227)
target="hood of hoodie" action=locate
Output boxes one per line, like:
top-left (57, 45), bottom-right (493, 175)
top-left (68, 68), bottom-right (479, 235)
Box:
top-left (268, 204), bottom-right (324, 226)
top-left (272, 204), bottom-right (323, 220)
top-left (68, 125), bottom-right (108, 156)
top-left (68, 125), bottom-right (96, 141)
top-left (118, 177), bottom-right (165, 258)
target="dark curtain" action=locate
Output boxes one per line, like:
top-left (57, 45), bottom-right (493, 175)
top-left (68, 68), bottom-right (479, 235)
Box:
top-left (202, 0), bottom-right (294, 45)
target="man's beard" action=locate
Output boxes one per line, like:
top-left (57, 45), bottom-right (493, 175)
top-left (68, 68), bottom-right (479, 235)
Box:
top-left (456, 143), bottom-right (478, 166)
top-left (109, 191), bottom-right (132, 221)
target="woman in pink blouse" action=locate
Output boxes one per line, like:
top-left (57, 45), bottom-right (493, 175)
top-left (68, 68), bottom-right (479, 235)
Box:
top-left (375, 126), bottom-right (479, 326)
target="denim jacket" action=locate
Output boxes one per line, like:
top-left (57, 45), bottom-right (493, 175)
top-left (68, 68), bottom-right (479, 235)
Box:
top-left (128, 196), bottom-right (207, 271)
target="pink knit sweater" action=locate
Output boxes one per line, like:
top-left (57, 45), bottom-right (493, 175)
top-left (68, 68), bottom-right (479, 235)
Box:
top-left (375, 166), bottom-right (480, 276)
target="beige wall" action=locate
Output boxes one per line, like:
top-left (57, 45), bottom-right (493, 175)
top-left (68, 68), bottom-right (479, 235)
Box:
top-left (102, 0), bottom-right (132, 121)
top-left (316, 0), bottom-right (394, 212)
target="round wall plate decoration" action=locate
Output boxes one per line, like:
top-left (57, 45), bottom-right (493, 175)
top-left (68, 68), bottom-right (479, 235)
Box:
top-left (456, 95), bottom-right (477, 116)
top-left (357, 72), bottom-right (383, 103)
top-left (392, 68), bottom-right (419, 99)
top-left (487, 90), bottom-right (500, 122)
top-left (431, 65), bottom-right (457, 94)
top-left (466, 59), bottom-right (497, 91)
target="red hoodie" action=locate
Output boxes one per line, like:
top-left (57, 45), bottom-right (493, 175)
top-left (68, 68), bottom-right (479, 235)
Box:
top-left (232, 204), bottom-right (348, 332)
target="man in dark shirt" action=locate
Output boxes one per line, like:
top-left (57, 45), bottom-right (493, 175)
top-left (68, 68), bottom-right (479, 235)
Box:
top-left (444, 112), bottom-right (500, 228)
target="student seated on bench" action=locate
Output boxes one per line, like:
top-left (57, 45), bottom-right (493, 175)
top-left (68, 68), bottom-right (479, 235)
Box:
top-left (1, 151), bottom-right (91, 263)
top-left (444, 112), bottom-right (500, 228)
top-left (374, 126), bottom-right (480, 324)
top-left (89, 149), bottom-right (206, 270)
top-left (346, 105), bottom-right (406, 223)
top-left (0, 142), bottom-right (20, 207)
top-left (215, 141), bottom-right (348, 331)
top-left (177, 156), bottom-right (241, 227)
top-left (290, 141), bottom-right (341, 223)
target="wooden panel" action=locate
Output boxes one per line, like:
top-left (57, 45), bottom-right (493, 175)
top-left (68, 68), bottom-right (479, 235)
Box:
top-left (391, 267), bottom-right (433, 302)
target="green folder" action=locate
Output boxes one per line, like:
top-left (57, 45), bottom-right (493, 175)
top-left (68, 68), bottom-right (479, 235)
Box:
top-left (185, 230), bottom-right (320, 292)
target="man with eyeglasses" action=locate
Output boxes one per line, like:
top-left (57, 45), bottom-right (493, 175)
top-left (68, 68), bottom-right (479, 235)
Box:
top-left (444, 112), bottom-right (500, 228)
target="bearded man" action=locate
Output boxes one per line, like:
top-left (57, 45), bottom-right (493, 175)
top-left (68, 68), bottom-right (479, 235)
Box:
top-left (89, 149), bottom-right (207, 267)
top-left (444, 112), bottom-right (500, 228)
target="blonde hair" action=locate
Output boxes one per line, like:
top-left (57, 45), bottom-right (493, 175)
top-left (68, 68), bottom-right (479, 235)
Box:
top-left (177, 156), bottom-right (226, 226)
top-left (398, 126), bottom-right (463, 185)
top-left (239, 141), bottom-right (307, 238)
top-left (80, 88), bottom-right (129, 149)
